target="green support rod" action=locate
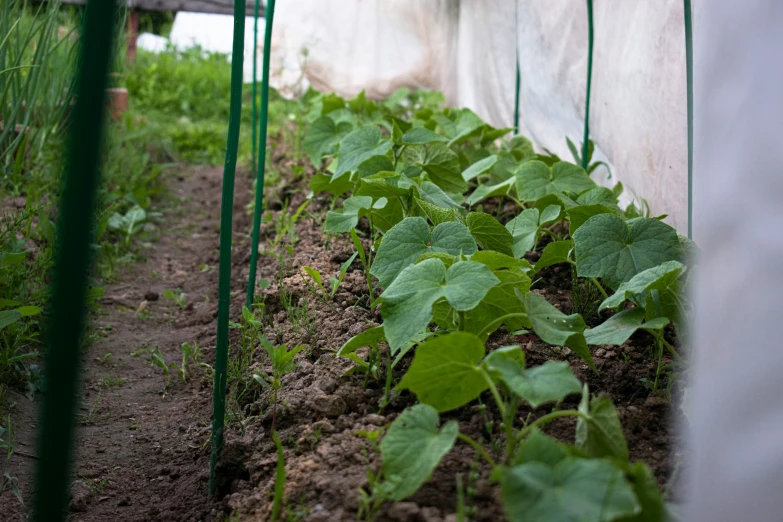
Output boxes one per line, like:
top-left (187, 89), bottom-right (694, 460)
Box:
top-left (246, 0), bottom-right (277, 307)
top-left (251, 0), bottom-right (261, 176)
top-left (33, 1), bottom-right (118, 521)
top-left (209, 0), bottom-right (246, 495)
top-left (513, 0), bottom-right (520, 135)
top-left (581, 0), bottom-right (594, 170)
top-left (684, 0), bottom-right (693, 238)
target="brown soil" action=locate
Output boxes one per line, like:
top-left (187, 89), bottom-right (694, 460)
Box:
top-left (0, 148), bottom-right (682, 521)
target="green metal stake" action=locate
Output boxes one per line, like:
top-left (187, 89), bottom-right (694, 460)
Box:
top-left (251, 0), bottom-right (261, 176)
top-left (246, 0), bottom-right (276, 307)
top-left (684, 0), bottom-right (693, 239)
top-left (581, 0), bottom-right (594, 170)
top-left (209, 0), bottom-right (246, 495)
top-left (33, 1), bottom-right (117, 521)
top-left (513, 0), bottom-right (520, 135)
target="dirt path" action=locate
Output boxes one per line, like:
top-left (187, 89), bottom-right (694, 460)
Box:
top-left (1, 165), bottom-right (255, 521)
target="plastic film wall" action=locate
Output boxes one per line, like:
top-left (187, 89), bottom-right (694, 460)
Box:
top-left (267, 0), bottom-right (692, 233)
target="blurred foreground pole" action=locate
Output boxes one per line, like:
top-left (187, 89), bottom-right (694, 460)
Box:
top-left (209, 0), bottom-right (246, 495)
top-left (33, 0), bottom-right (118, 521)
top-left (687, 2), bottom-right (783, 521)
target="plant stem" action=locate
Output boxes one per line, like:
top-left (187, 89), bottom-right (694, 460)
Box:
top-left (457, 311), bottom-right (466, 331)
top-left (476, 313), bottom-right (529, 339)
top-left (644, 328), bottom-right (682, 362)
top-left (382, 347), bottom-right (392, 411)
top-left (457, 433), bottom-right (497, 469)
top-left (480, 369), bottom-right (506, 418)
top-left (504, 396), bottom-right (520, 463)
top-left (514, 409), bottom-right (586, 443)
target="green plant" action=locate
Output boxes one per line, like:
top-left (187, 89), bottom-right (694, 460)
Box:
top-left (253, 336), bottom-right (305, 433)
top-left (172, 341), bottom-right (213, 383)
top-left (362, 331), bottom-right (669, 521)
top-left (301, 252), bottom-right (357, 302)
top-left (0, 416), bottom-right (23, 507)
top-left (150, 345), bottom-right (171, 388)
top-left (162, 289), bottom-right (187, 309)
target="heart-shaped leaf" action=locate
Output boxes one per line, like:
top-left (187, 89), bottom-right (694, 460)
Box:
top-left (380, 404), bottom-right (459, 500)
top-left (397, 332), bottom-right (488, 412)
top-left (467, 212), bottom-right (514, 256)
top-left (524, 293), bottom-right (596, 372)
top-left (573, 214), bottom-right (683, 289)
top-left (370, 217), bottom-right (477, 288)
top-left (304, 116), bottom-right (353, 166)
top-left (599, 261), bottom-right (685, 312)
top-left (576, 385), bottom-right (629, 460)
top-left (516, 161), bottom-right (595, 201)
top-left (584, 308), bottom-right (669, 346)
top-left (498, 458), bottom-right (639, 522)
top-left (380, 259), bottom-right (499, 350)
top-left (334, 124), bottom-right (393, 179)
top-left (484, 350), bottom-right (581, 408)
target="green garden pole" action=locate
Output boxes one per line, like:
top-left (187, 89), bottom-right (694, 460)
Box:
top-left (251, 0), bottom-right (261, 176)
top-left (684, 0), bottom-right (693, 239)
top-left (209, 0), bottom-right (246, 495)
top-left (513, 0), bottom-right (520, 135)
top-left (33, 0), bottom-right (117, 520)
top-left (246, 0), bottom-right (276, 307)
top-left (581, 0), bottom-right (594, 170)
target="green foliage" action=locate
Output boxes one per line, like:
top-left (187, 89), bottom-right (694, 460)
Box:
top-left (573, 214), bottom-right (683, 290)
top-left (379, 404), bottom-right (458, 500)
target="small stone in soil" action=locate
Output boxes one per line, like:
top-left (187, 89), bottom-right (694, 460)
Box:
top-left (144, 290), bottom-right (159, 301)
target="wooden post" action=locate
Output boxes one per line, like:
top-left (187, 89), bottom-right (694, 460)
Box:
top-left (126, 10), bottom-right (139, 62)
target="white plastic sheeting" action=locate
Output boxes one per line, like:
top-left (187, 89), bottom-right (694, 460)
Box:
top-left (141, 2), bottom-right (694, 233)
top-left (686, 1), bottom-right (783, 520)
top-left (269, 0), bottom-right (693, 233)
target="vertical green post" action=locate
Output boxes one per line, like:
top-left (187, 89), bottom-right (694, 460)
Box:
top-left (251, 0), bottom-right (261, 176)
top-left (209, 0), bottom-right (246, 495)
top-left (684, 0), bottom-right (693, 238)
top-left (581, 0), bottom-right (594, 170)
top-left (513, 0), bottom-right (520, 135)
top-left (33, 0), bottom-right (117, 520)
top-left (246, 0), bottom-right (276, 307)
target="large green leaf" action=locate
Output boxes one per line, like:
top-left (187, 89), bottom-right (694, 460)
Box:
top-left (524, 293), bottom-right (595, 371)
top-left (401, 127), bottom-right (447, 145)
top-left (576, 187), bottom-right (621, 212)
top-left (462, 267), bottom-right (531, 338)
top-left (416, 198), bottom-right (461, 226)
top-left (466, 177), bottom-right (515, 205)
top-left (334, 124), bottom-right (393, 179)
top-left (470, 250), bottom-right (532, 271)
top-left (516, 161), bottom-right (596, 201)
top-left (576, 386), bottom-right (629, 460)
top-left (380, 404), bottom-right (458, 500)
top-left (617, 462), bottom-right (668, 522)
top-left (584, 308), bottom-right (669, 346)
top-left (380, 259), bottom-right (499, 350)
top-left (303, 116), bottom-right (352, 166)
top-left (599, 261), bottom-right (685, 312)
top-left (533, 241), bottom-right (572, 273)
top-left (0, 310), bottom-right (21, 330)
top-left (566, 204), bottom-right (619, 235)
top-left (498, 458), bottom-right (640, 522)
top-left (573, 214), bottom-right (683, 289)
top-left (505, 205), bottom-right (560, 258)
top-left (370, 217), bottom-right (477, 288)
top-left (505, 209), bottom-right (539, 257)
top-left (310, 172), bottom-right (355, 196)
top-left (397, 331), bottom-right (488, 412)
top-left (513, 428), bottom-right (569, 467)
top-left (462, 155), bottom-right (498, 181)
top-left (419, 143), bottom-right (468, 194)
top-left (324, 196), bottom-right (387, 233)
top-left (484, 349), bottom-right (581, 408)
top-left (467, 212), bottom-right (514, 256)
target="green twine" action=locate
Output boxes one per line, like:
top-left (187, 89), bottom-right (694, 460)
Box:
top-left (513, 0), bottom-right (520, 135)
